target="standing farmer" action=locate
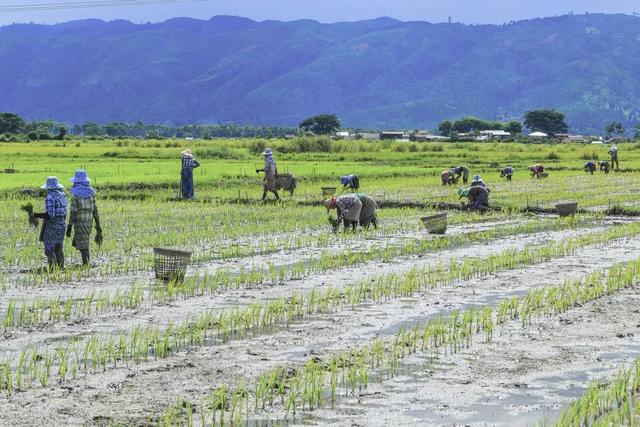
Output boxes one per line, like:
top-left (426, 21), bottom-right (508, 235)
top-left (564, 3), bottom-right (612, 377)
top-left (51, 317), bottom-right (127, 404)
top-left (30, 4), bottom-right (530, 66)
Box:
top-left (30, 177), bottom-right (67, 270)
top-left (66, 170), bottom-right (102, 266)
top-left (608, 146), bottom-right (619, 170)
top-left (180, 149), bottom-right (200, 199)
top-left (256, 148), bottom-right (279, 201)
top-left (324, 194), bottom-right (363, 232)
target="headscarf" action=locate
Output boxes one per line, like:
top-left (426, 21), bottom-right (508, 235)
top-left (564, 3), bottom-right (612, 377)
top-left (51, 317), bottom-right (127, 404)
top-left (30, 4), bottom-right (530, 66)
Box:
top-left (323, 197), bottom-right (337, 211)
top-left (71, 182), bottom-right (96, 198)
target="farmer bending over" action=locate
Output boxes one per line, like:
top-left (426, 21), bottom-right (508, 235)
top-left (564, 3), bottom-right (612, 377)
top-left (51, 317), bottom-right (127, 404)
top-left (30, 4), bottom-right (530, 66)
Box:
top-left (66, 170), bottom-right (102, 266)
top-left (357, 194), bottom-right (378, 230)
top-left (441, 170), bottom-right (456, 186)
top-left (256, 148), bottom-right (279, 201)
top-left (600, 160), bottom-right (610, 174)
top-left (584, 161), bottom-right (596, 175)
top-left (470, 174), bottom-right (489, 190)
top-left (180, 149), bottom-right (200, 199)
top-left (340, 175), bottom-right (360, 191)
top-left (31, 177), bottom-right (67, 270)
top-left (324, 194), bottom-right (362, 232)
top-left (500, 166), bottom-right (514, 181)
top-left (529, 164), bottom-right (545, 179)
top-left (452, 166), bottom-right (470, 184)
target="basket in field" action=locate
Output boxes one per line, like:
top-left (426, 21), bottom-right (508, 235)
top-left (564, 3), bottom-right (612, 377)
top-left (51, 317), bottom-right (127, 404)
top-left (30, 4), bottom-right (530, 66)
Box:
top-left (421, 212), bottom-right (448, 234)
top-left (556, 202), bottom-right (578, 217)
top-left (321, 187), bottom-right (337, 197)
top-left (153, 247), bottom-right (192, 281)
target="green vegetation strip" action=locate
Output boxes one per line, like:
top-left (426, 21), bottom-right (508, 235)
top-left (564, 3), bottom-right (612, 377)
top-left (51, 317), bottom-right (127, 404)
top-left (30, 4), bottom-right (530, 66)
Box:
top-left (153, 256), bottom-right (640, 426)
top-left (0, 222), bottom-right (638, 392)
top-left (553, 358), bottom-right (640, 426)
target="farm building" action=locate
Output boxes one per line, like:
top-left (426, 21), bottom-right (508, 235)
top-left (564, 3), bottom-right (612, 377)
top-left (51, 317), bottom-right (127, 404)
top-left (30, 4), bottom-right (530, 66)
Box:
top-left (379, 131), bottom-right (407, 140)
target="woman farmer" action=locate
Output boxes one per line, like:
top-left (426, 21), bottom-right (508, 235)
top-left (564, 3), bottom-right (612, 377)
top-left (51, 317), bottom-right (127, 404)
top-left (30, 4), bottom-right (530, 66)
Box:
top-left (441, 170), bottom-right (455, 186)
top-left (529, 164), bottom-right (545, 179)
top-left (584, 161), bottom-right (596, 175)
top-left (66, 170), bottom-right (102, 266)
top-left (500, 166), bottom-right (514, 181)
top-left (180, 149), bottom-right (200, 199)
top-left (324, 194), bottom-right (362, 232)
top-left (256, 148), bottom-right (279, 201)
top-left (452, 166), bottom-right (470, 184)
top-left (340, 175), bottom-right (360, 191)
top-left (30, 177), bottom-right (67, 270)
top-left (357, 194), bottom-right (378, 229)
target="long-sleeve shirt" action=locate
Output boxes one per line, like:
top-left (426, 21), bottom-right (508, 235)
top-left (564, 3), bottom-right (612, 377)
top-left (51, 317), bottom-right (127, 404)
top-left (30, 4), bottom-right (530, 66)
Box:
top-left (336, 194), bottom-right (360, 223)
top-left (468, 186), bottom-right (489, 208)
top-left (44, 190), bottom-right (67, 218)
top-left (182, 156), bottom-right (200, 170)
top-left (264, 156), bottom-right (277, 179)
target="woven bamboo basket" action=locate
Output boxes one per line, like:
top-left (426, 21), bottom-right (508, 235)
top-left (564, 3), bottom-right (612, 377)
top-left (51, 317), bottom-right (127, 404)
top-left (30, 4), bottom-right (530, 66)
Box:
top-left (421, 212), bottom-right (448, 234)
top-left (153, 247), bottom-right (192, 281)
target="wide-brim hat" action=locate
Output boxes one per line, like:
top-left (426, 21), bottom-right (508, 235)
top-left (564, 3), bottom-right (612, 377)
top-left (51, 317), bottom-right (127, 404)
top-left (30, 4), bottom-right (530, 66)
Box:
top-left (41, 176), bottom-right (64, 190)
top-left (69, 169), bottom-right (91, 184)
top-left (182, 149), bottom-right (193, 156)
top-left (262, 148), bottom-right (273, 156)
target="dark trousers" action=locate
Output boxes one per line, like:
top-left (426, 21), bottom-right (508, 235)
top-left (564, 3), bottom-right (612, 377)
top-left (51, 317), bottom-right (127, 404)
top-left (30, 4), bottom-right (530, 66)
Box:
top-left (44, 243), bottom-right (64, 269)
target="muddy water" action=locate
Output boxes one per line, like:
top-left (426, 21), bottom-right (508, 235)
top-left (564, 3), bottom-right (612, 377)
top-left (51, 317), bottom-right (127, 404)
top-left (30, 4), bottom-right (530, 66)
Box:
top-left (305, 289), bottom-right (640, 426)
top-left (2, 232), bottom-right (640, 425)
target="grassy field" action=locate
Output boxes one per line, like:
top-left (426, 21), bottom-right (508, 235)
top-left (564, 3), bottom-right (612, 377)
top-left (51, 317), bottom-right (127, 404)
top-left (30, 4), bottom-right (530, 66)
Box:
top-left (1, 138), bottom-right (639, 426)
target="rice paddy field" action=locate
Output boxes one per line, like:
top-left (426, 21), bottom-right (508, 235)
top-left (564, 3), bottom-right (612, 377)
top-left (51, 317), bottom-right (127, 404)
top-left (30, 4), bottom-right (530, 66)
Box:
top-left (1, 138), bottom-right (640, 426)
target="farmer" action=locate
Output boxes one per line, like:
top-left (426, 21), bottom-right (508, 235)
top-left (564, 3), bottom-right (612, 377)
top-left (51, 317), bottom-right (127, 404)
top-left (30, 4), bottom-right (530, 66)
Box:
top-left (584, 161), bottom-right (596, 174)
top-left (529, 164), bottom-right (545, 179)
top-left (340, 175), bottom-right (360, 191)
top-left (256, 148), bottom-right (279, 201)
top-left (467, 185), bottom-right (490, 212)
top-left (66, 170), bottom-right (102, 266)
top-left (600, 160), bottom-right (610, 174)
top-left (180, 149), bottom-right (200, 199)
top-left (608, 145), bottom-right (619, 170)
top-left (452, 166), bottom-right (470, 184)
top-left (500, 166), bottom-right (514, 181)
top-left (324, 194), bottom-right (362, 232)
top-left (357, 194), bottom-right (378, 230)
top-left (441, 170), bottom-right (455, 186)
top-left (470, 174), bottom-right (488, 189)
top-left (30, 177), bottom-right (67, 270)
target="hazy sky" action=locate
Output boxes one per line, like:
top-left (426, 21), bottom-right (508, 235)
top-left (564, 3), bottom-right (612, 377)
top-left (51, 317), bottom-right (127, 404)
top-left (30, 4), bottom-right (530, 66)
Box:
top-left (0, 0), bottom-right (638, 26)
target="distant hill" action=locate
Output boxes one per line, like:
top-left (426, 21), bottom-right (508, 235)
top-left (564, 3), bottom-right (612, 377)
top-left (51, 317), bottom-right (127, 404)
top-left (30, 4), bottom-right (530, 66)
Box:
top-left (1, 14), bottom-right (639, 133)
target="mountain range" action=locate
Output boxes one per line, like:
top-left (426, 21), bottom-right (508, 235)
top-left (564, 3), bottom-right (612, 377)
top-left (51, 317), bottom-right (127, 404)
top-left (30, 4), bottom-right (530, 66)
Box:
top-left (1, 13), bottom-right (640, 133)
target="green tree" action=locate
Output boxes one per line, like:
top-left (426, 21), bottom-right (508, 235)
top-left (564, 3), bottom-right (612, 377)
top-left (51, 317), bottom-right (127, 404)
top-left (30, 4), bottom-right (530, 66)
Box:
top-left (299, 114), bottom-right (341, 135)
top-left (56, 125), bottom-right (68, 140)
top-left (505, 120), bottom-right (523, 135)
top-left (524, 110), bottom-right (568, 136)
top-left (604, 121), bottom-right (625, 136)
top-left (634, 124), bottom-right (640, 139)
top-left (452, 117), bottom-right (491, 133)
top-left (82, 122), bottom-right (103, 136)
top-left (438, 120), bottom-right (453, 136)
top-left (0, 112), bottom-right (25, 134)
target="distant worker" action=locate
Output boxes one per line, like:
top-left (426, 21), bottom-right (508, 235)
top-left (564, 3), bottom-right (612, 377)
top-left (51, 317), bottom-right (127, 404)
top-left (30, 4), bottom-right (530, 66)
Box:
top-left (324, 194), bottom-right (362, 232)
top-left (441, 170), bottom-right (456, 186)
top-left (180, 149), bottom-right (200, 199)
top-left (452, 166), bottom-right (470, 184)
top-left (256, 148), bottom-right (279, 201)
top-left (500, 166), bottom-right (514, 181)
top-left (357, 194), bottom-right (378, 230)
top-left (30, 177), bottom-right (67, 270)
top-left (584, 161), bottom-right (596, 175)
top-left (66, 170), bottom-right (102, 266)
top-left (599, 160), bottom-right (610, 174)
top-left (608, 145), bottom-right (619, 170)
top-left (529, 164), bottom-right (545, 179)
top-left (340, 175), bottom-right (360, 191)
